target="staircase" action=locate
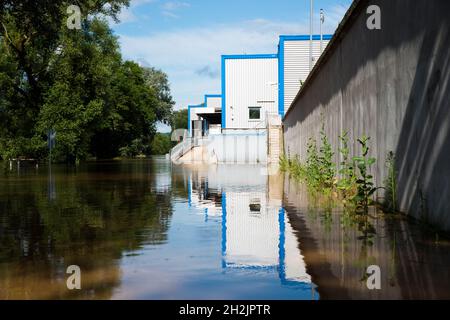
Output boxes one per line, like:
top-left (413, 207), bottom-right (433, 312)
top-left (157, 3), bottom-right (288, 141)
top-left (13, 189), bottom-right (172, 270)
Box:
top-left (267, 114), bottom-right (283, 165)
top-left (170, 138), bottom-right (194, 163)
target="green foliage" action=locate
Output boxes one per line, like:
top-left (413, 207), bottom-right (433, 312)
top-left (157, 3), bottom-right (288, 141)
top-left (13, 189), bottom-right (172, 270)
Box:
top-left (305, 137), bottom-right (321, 190)
top-left (337, 131), bottom-right (356, 204)
top-left (279, 154), bottom-right (290, 172)
top-left (304, 123), bottom-right (335, 194)
top-left (142, 67), bottom-right (174, 125)
top-left (151, 133), bottom-right (172, 155)
top-left (318, 122), bottom-right (335, 193)
top-left (171, 109), bottom-right (188, 130)
top-left (280, 128), bottom-right (380, 218)
top-left (119, 139), bottom-right (145, 158)
top-left (89, 59), bottom-right (160, 159)
top-left (280, 122), bottom-right (335, 194)
top-left (290, 155), bottom-right (305, 180)
top-left (280, 128), bottom-right (382, 246)
top-left (352, 135), bottom-right (377, 214)
top-left (384, 151), bottom-right (397, 212)
top-left (0, 1), bottom-right (174, 162)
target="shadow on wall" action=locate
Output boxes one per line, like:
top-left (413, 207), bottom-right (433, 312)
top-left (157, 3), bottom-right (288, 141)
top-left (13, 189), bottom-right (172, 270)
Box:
top-left (395, 10), bottom-right (450, 227)
top-left (283, 0), bottom-right (450, 230)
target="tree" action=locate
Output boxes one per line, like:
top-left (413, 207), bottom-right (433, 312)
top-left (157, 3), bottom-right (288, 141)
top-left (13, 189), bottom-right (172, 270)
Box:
top-left (171, 109), bottom-right (188, 130)
top-left (0, 1), bottom-right (176, 162)
top-left (151, 133), bottom-right (172, 155)
top-left (91, 60), bottom-right (159, 159)
top-left (0, 0), bottom-right (130, 161)
top-left (142, 67), bottom-right (175, 125)
top-left (0, 0), bottom-right (130, 129)
top-left (36, 18), bottom-right (122, 162)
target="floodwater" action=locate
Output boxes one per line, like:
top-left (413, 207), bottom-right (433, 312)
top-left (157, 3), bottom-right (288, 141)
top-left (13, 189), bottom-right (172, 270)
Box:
top-left (0, 158), bottom-right (448, 300)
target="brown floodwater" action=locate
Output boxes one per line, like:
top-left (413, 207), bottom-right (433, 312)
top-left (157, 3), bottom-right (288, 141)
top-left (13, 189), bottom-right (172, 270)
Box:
top-left (0, 158), bottom-right (448, 299)
top-left (283, 178), bottom-right (450, 299)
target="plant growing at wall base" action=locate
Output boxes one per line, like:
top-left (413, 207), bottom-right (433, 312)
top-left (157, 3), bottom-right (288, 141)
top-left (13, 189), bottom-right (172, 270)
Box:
top-left (352, 135), bottom-right (377, 214)
top-left (279, 154), bottom-right (290, 172)
top-left (318, 122), bottom-right (335, 194)
top-left (291, 155), bottom-right (305, 180)
top-left (383, 151), bottom-right (397, 213)
top-left (337, 131), bottom-right (356, 204)
top-left (305, 137), bottom-right (321, 191)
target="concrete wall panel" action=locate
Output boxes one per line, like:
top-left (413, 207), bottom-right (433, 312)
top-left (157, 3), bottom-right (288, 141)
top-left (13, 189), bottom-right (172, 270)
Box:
top-left (283, 0), bottom-right (450, 230)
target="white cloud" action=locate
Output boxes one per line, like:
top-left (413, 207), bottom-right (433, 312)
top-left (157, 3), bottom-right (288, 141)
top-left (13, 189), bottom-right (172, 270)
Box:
top-left (161, 1), bottom-right (190, 11)
top-left (324, 3), bottom-right (351, 30)
top-left (118, 14), bottom-right (347, 110)
top-left (113, 0), bottom-right (157, 25)
top-left (161, 1), bottom-right (190, 19)
top-left (116, 7), bottom-right (138, 23)
top-left (161, 10), bottom-right (179, 19)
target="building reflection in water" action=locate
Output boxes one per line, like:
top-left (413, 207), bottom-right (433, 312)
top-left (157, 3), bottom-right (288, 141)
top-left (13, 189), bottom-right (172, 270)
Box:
top-left (186, 165), bottom-right (317, 298)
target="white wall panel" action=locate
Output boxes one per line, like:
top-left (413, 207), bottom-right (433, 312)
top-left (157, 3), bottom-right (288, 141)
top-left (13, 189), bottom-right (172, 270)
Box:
top-left (225, 58), bottom-right (278, 129)
top-left (283, 39), bottom-right (330, 113)
top-left (206, 96), bottom-right (222, 109)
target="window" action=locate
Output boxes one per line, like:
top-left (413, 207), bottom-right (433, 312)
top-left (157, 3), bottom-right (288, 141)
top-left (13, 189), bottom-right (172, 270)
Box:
top-left (249, 199), bottom-right (261, 213)
top-left (248, 107), bottom-right (261, 120)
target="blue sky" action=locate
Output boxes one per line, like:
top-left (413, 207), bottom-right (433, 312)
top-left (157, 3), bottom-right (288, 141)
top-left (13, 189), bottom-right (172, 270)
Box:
top-left (110, 0), bottom-right (353, 131)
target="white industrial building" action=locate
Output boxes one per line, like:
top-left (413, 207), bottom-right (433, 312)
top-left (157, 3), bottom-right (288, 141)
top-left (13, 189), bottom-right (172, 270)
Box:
top-left (222, 54), bottom-right (279, 130)
top-left (278, 35), bottom-right (332, 115)
top-left (171, 34), bottom-right (332, 165)
top-left (188, 94), bottom-right (222, 137)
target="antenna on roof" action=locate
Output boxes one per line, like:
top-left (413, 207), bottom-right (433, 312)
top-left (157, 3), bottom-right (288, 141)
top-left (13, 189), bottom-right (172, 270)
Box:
top-left (309, 0), bottom-right (314, 72)
top-left (320, 9), bottom-right (325, 54)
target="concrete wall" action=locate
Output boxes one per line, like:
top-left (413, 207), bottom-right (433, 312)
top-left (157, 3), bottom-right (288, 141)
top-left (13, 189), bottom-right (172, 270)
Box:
top-left (208, 129), bottom-right (268, 164)
top-left (283, 0), bottom-right (450, 230)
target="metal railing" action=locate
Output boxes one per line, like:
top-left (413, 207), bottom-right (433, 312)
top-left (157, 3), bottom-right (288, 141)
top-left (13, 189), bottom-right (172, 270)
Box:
top-left (170, 138), bottom-right (194, 163)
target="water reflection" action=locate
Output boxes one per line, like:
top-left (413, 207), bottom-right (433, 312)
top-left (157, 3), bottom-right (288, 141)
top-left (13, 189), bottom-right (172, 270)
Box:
top-left (186, 165), bottom-right (315, 298)
top-left (283, 178), bottom-right (450, 299)
top-left (0, 159), bottom-right (173, 299)
top-left (0, 159), bottom-right (448, 299)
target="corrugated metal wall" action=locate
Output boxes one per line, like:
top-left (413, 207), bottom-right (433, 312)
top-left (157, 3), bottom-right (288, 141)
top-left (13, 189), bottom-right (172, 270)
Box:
top-left (283, 39), bottom-right (330, 113)
top-left (225, 58), bottom-right (278, 129)
top-left (206, 96), bottom-right (222, 109)
top-left (189, 106), bottom-right (202, 136)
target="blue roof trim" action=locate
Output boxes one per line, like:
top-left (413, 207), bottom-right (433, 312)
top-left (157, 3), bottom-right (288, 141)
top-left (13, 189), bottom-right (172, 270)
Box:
top-left (278, 39), bottom-right (285, 116)
top-left (222, 53), bottom-right (278, 60)
top-left (278, 34), bottom-right (333, 116)
top-left (221, 54), bottom-right (278, 129)
top-left (221, 56), bottom-right (226, 129)
top-left (279, 34), bottom-right (333, 41)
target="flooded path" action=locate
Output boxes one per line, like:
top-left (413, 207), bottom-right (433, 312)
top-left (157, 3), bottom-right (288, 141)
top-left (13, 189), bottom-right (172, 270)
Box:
top-left (0, 159), bottom-right (448, 299)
